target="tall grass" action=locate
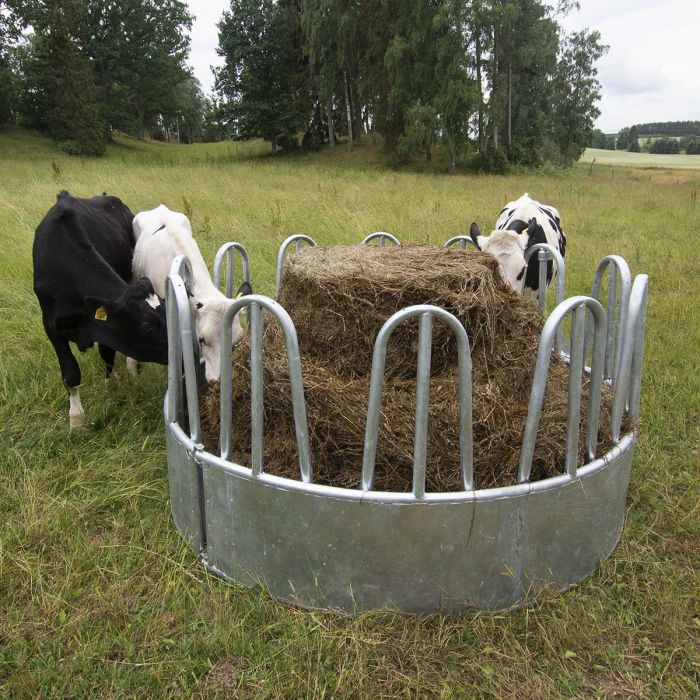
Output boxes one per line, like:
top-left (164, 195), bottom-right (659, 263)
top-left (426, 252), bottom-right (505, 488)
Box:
top-left (0, 127), bottom-right (698, 697)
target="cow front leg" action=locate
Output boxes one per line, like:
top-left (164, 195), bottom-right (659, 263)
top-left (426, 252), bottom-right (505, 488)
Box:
top-left (98, 344), bottom-right (116, 379)
top-left (45, 327), bottom-right (84, 428)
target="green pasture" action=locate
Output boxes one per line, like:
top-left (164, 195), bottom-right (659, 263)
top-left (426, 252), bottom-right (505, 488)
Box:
top-left (1, 128), bottom-right (698, 697)
top-left (582, 147), bottom-right (700, 170)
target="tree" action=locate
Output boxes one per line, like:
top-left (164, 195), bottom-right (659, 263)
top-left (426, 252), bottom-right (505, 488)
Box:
top-left (0, 1), bottom-right (27, 124)
top-left (616, 127), bottom-right (629, 150)
top-left (217, 0), bottom-right (307, 151)
top-left (24, 0), bottom-right (107, 155)
top-left (649, 136), bottom-right (679, 154)
top-left (549, 29), bottom-right (606, 166)
top-left (627, 124), bottom-right (640, 152)
top-left (84, 0), bottom-right (193, 139)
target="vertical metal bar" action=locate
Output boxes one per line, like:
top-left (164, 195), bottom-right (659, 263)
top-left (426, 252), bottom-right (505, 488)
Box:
top-left (628, 276), bottom-right (649, 423)
top-left (361, 339), bottom-right (388, 492)
top-left (519, 296), bottom-right (606, 483)
top-left (250, 303), bottom-right (264, 476)
top-left (362, 305), bottom-right (473, 493)
top-left (565, 305), bottom-right (585, 477)
top-left (225, 248), bottom-right (234, 298)
top-left (220, 294), bottom-right (312, 483)
top-left (537, 249), bottom-right (548, 316)
top-left (166, 276), bottom-right (183, 425)
top-left (604, 266), bottom-right (617, 380)
top-left (412, 313), bottom-right (433, 498)
top-left (219, 313), bottom-right (234, 460)
top-left (584, 304), bottom-right (606, 463)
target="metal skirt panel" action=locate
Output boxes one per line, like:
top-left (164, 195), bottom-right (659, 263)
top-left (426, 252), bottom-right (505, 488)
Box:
top-left (165, 408), bottom-right (635, 612)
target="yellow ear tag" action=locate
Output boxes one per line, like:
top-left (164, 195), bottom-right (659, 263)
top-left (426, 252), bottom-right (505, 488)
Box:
top-left (94, 306), bottom-right (108, 321)
top-left (235, 291), bottom-right (244, 300)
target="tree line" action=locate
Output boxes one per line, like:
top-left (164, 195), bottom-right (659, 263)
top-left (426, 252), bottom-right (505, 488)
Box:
top-left (215, 0), bottom-right (607, 170)
top-left (1, 1), bottom-right (606, 169)
top-left (589, 122), bottom-right (700, 155)
top-left (0, 0), bottom-right (222, 155)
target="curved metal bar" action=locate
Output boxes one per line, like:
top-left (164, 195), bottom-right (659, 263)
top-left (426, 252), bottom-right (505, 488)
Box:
top-left (170, 255), bottom-right (195, 297)
top-left (518, 296), bottom-right (606, 484)
top-left (362, 231), bottom-right (401, 247)
top-left (523, 243), bottom-right (566, 313)
top-left (165, 266), bottom-right (201, 445)
top-left (219, 294), bottom-right (312, 483)
top-left (361, 305), bottom-right (473, 497)
top-left (611, 274), bottom-right (649, 440)
top-left (213, 242), bottom-right (251, 298)
top-left (587, 255), bottom-right (632, 386)
top-left (523, 243), bottom-right (566, 353)
top-left (443, 235), bottom-right (477, 250)
top-left (275, 234), bottom-right (316, 295)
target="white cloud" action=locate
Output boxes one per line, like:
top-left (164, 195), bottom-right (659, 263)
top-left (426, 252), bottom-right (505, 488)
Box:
top-left (560, 0), bottom-right (700, 131)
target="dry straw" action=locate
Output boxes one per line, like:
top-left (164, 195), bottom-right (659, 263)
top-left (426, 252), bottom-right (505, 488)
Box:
top-left (201, 245), bottom-right (619, 491)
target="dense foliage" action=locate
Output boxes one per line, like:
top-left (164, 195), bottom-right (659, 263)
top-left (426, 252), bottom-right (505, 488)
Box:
top-left (0, 1), bottom-right (608, 165)
top-left (215, 0), bottom-right (607, 169)
top-left (649, 136), bottom-right (680, 155)
top-left (0, 0), bottom-right (205, 154)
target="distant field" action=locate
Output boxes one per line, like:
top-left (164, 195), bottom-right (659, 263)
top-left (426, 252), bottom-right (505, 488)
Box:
top-left (0, 128), bottom-right (698, 698)
top-left (582, 147), bottom-right (700, 169)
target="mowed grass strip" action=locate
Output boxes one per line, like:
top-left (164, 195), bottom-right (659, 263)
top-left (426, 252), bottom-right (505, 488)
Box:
top-left (0, 127), bottom-right (698, 698)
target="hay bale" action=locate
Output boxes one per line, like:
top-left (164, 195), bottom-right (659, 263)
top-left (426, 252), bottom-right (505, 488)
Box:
top-left (200, 245), bottom-right (620, 491)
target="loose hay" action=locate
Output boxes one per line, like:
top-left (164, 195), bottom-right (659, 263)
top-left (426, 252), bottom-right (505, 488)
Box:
top-left (200, 245), bottom-right (621, 491)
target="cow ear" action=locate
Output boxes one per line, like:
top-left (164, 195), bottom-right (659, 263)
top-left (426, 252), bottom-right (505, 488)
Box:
top-left (469, 223), bottom-right (482, 250)
top-left (526, 218), bottom-right (546, 248)
top-left (84, 295), bottom-right (113, 319)
top-left (235, 281), bottom-right (252, 299)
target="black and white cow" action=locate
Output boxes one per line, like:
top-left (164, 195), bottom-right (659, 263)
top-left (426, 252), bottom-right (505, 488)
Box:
top-left (33, 191), bottom-right (168, 428)
top-left (469, 193), bottom-right (566, 299)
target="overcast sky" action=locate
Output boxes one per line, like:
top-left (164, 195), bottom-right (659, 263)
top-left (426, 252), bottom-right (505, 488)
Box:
top-left (184, 0), bottom-right (700, 134)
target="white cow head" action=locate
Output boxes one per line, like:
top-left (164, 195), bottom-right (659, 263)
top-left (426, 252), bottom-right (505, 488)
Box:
top-left (195, 281), bottom-right (252, 382)
top-left (469, 220), bottom-right (542, 294)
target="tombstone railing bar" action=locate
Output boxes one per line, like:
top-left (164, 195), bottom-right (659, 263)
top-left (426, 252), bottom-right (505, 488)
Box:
top-left (518, 296), bottom-right (606, 484)
top-left (443, 235), bottom-right (478, 250)
top-left (275, 234), bottom-right (316, 295)
top-left (213, 241), bottom-right (251, 299)
top-left (219, 294), bottom-right (313, 483)
top-left (166, 262), bottom-right (202, 445)
top-left (610, 274), bottom-right (649, 441)
top-left (586, 255), bottom-right (632, 387)
top-left (362, 231), bottom-right (401, 247)
top-left (361, 305), bottom-right (474, 496)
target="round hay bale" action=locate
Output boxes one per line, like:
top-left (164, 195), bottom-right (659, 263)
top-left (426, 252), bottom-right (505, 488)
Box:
top-left (200, 245), bottom-right (620, 491)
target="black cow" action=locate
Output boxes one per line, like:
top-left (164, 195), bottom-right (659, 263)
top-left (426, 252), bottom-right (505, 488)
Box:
top-left (33, 191), bottom-right (168, 427)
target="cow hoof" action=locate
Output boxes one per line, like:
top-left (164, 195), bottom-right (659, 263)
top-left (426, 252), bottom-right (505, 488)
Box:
top-left (126, 357), bottom-right (139, 376)
top-left (69, 412), bottom-right (85, 429)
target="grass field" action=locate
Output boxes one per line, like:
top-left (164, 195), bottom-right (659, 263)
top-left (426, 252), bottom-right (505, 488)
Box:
top-left (1, 127), bottom-right (698, 698)
top-left (582, 147), bottom-right (700, 170)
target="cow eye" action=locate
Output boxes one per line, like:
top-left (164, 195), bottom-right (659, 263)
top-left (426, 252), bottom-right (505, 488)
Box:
top-left (198, 336), bottom-right (207, 346)
top-left (516, 266), bottom-right (526, 281)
